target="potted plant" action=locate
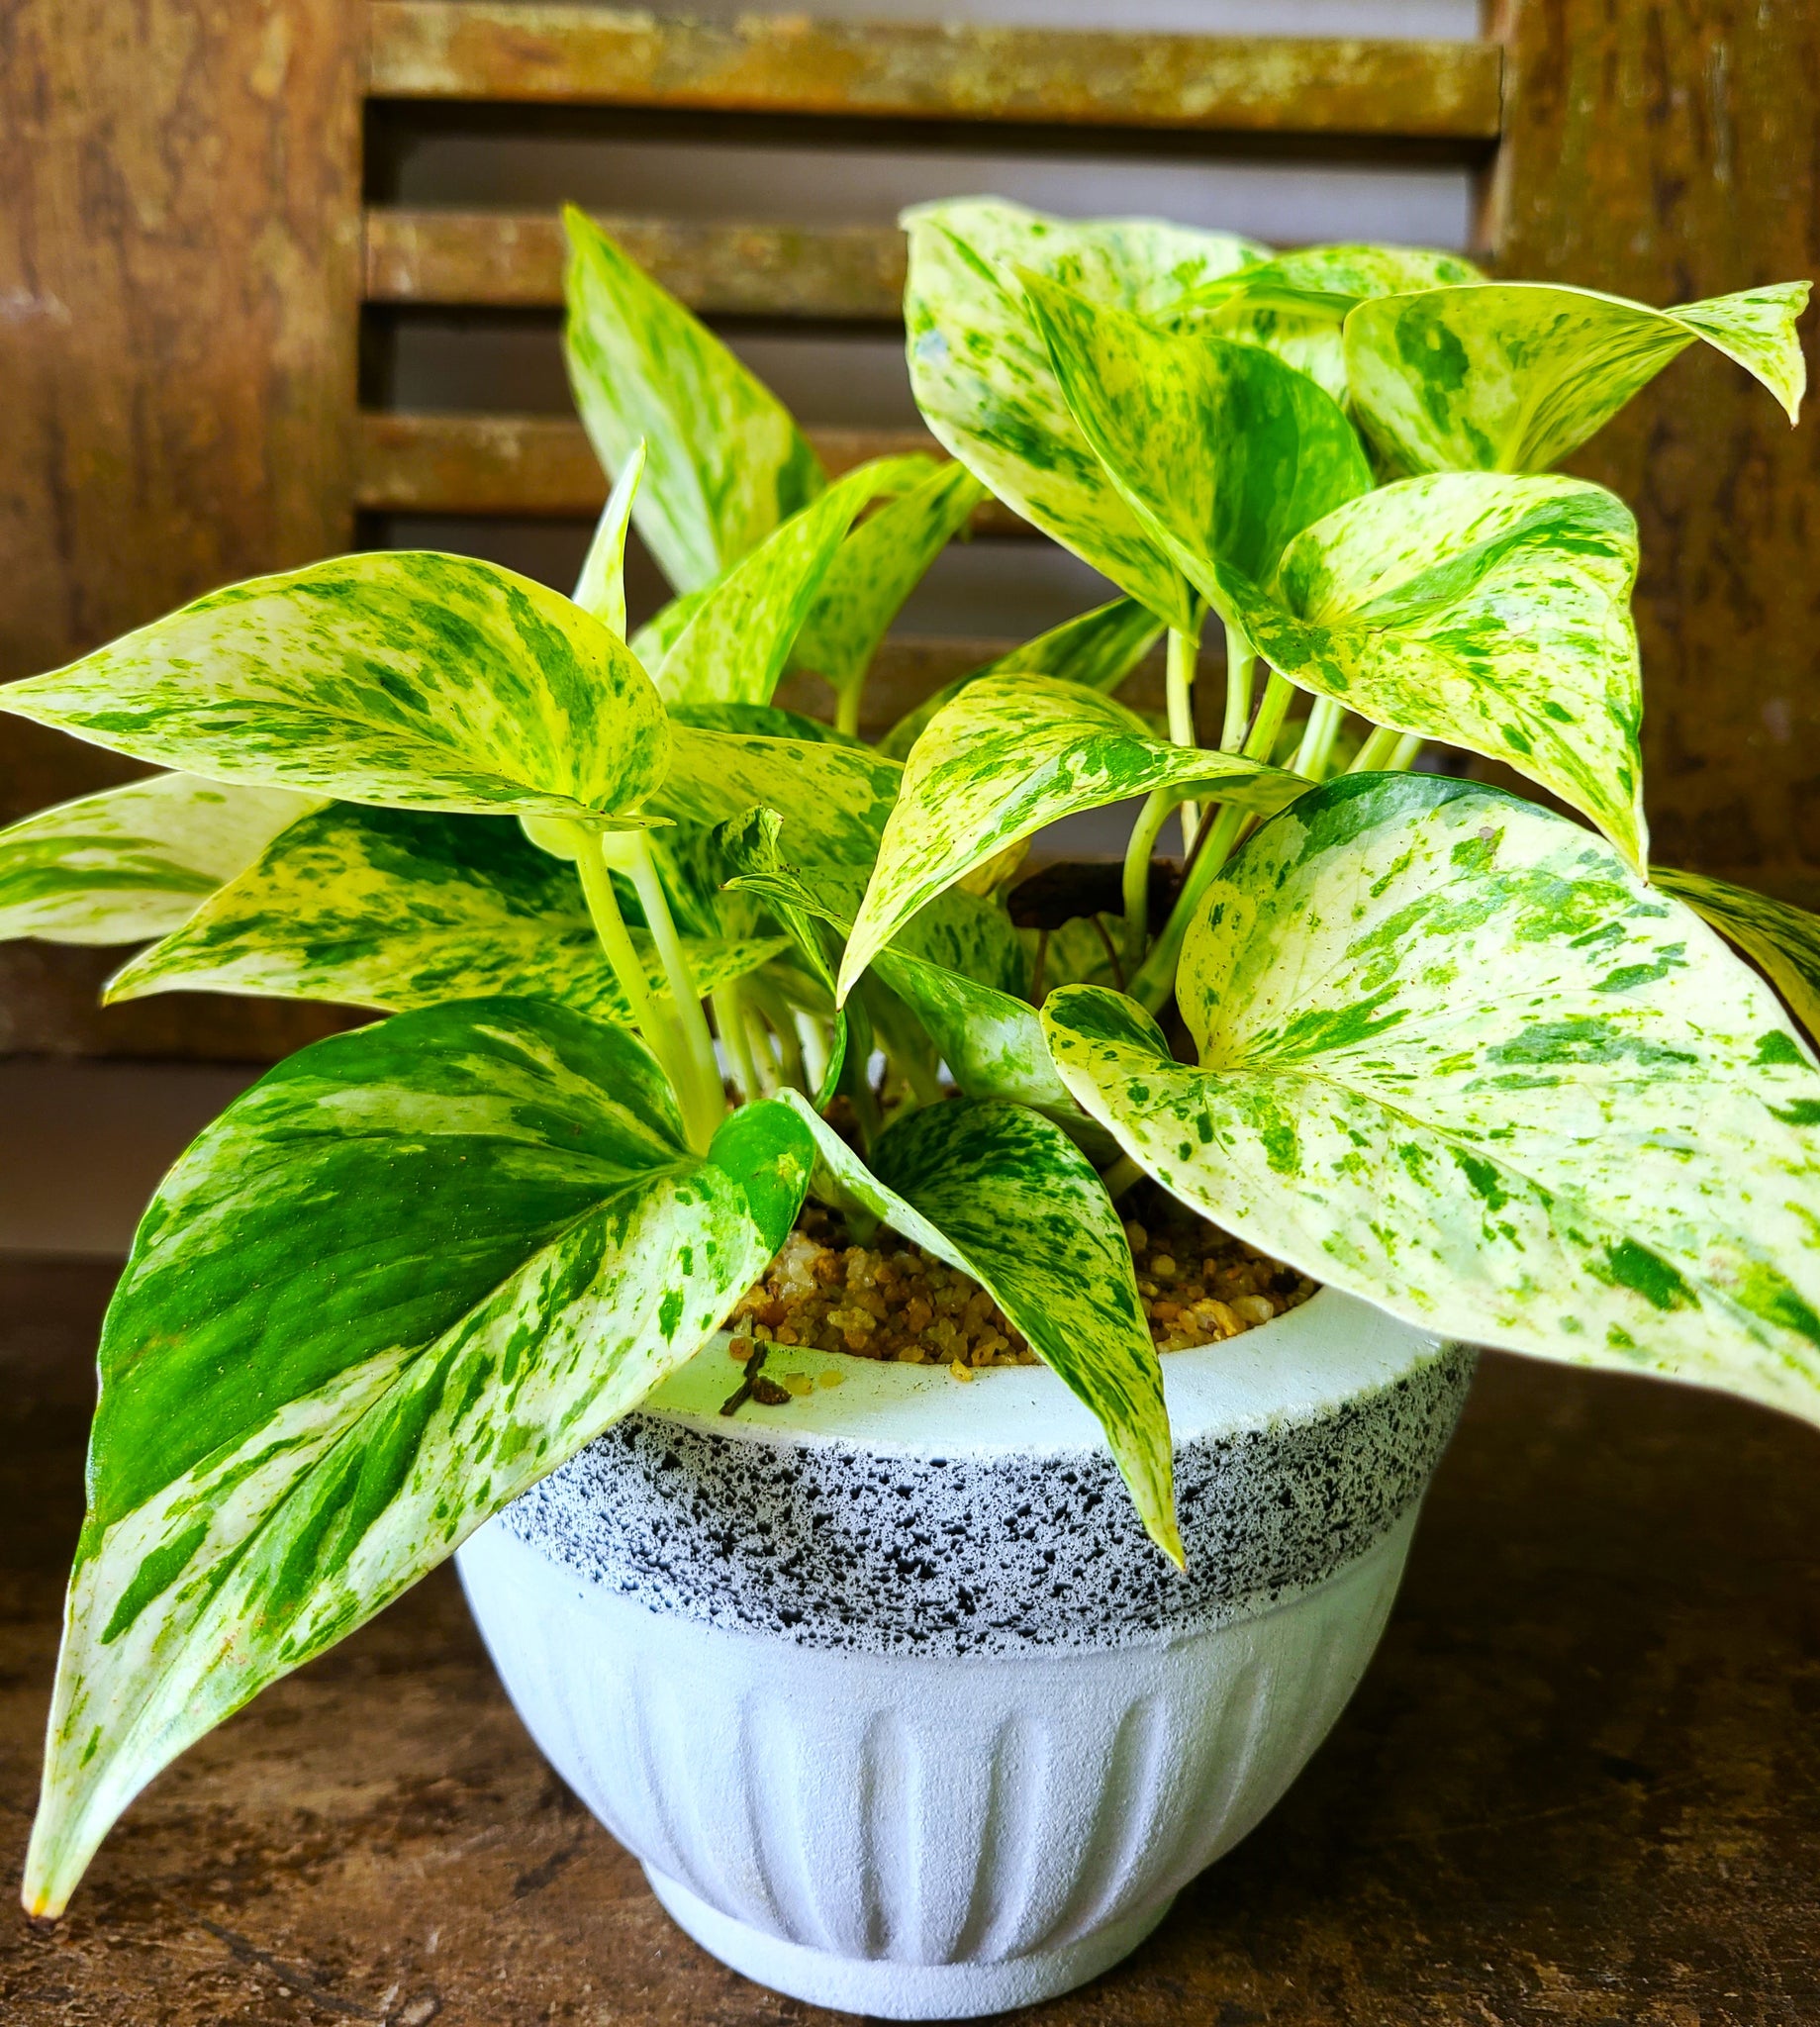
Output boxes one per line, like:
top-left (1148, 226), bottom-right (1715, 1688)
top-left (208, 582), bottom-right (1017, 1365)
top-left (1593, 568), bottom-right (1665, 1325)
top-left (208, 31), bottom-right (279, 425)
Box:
top-left (6, 197), bottom-right (1818, 2018)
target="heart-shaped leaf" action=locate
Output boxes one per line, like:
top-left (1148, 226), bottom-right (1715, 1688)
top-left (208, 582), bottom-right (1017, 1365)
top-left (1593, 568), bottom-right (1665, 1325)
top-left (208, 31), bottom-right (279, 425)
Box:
top-left (104, 805), bottom-right (785, 1022)
top-left (1042, 772), bottom-right (1820, 1425)
top-left (792, 460), bottom-right (987, 714)
top-left (0, 552), bottom-right (670, 821)
top-left (1163, 242), bottom-right (1485, 404)
top-left (903, 197), bottom-right (1267, 625)
top-left (654, 721), bottom-right (902, 867)
top-left (1345, 279), bottom-right (1811, 475)
top-left (879, 596), bottom-right (1165, 761)
top-left (0, 774), bottom-right (320, 945)
top-left (1250, 475), bottom-right (1645, 864)
top-left (650, 457), bottom-right (934, 709)
top-left (838, 676), bottom-right (1307, 1002)
top-left (22, 1000), bottom-right (814, 1917)
top-left (1653, 867), bottom-right (1820, 1048)
top-left (1024, 271), bottom-right (1375, 619)
top-left (564, 207), bottom-right (825, 593)
top-left (572, 438), bottom-right (647, 637)
top-left (779, 1090), bottom-right (1179, 1562)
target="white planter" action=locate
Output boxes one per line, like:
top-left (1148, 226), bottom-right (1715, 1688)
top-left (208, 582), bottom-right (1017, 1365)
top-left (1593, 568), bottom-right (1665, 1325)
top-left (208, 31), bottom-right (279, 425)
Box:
top-left (457, 1287), bottom-right (1472, 2019)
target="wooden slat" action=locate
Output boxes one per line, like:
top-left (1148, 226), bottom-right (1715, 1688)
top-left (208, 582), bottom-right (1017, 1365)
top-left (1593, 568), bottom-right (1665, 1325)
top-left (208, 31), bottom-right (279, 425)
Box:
top-left (365, 209), bottom-right (907, 319)
top-left (366, 4), bottom-right (1503, 145)
top-left (355, 412), bottom-right (1025, 532)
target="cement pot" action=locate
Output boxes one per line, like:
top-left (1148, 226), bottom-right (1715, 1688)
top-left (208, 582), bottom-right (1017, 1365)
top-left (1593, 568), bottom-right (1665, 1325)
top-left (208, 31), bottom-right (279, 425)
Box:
top-left (456, 1287), bottom-right (1474, 2018)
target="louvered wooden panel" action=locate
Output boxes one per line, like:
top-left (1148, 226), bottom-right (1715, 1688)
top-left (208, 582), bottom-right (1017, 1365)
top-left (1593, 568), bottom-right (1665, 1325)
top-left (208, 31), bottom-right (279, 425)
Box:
top-left (365, 210), bottom-right (907, 319)
top-left (366, 3), bottom-right (1503, 144)
top-left (356, 414), bottom-right (1026, 533)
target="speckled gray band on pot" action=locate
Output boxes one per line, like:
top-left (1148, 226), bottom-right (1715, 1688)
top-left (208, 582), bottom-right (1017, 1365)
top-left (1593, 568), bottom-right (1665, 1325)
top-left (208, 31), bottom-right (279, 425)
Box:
top-left (500, 1299), bottom-right (1476, 1659)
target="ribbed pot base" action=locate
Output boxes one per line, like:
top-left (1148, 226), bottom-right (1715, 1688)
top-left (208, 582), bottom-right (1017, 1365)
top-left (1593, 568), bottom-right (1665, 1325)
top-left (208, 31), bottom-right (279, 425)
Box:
top-left (645, 1864), bottom-right (1176, 2020)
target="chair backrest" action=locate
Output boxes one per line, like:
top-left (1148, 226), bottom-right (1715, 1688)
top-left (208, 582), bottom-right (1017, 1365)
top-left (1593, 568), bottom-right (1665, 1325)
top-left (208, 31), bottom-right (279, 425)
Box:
top-left (3, 0), bottom-right (1814, 1058)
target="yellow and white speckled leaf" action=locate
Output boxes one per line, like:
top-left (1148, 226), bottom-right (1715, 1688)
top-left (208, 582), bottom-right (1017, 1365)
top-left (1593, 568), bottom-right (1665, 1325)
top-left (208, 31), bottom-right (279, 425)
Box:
top-left (564, 208), bottom-right (824, 593)
top-left (838, 677), bottom-right (1306, 1002)
top-left (792, 460), bottom-right (986, 706)
top-left (22, 1001), bottom-right (815, 1919)
top-left (1169, 242), bottom-right (1484, 404)
top-left (1043, 773), bottom-right (1820, 1426)
top-left (104, 805), bottom-right (784, 1022)
top-left (654, 720), bottom-right (902, 868)
top-left (903, 197), bottom-right (1267, 626)
top-left (0, 552), bottom-right (670, 821)
top-left (780, 1089), bottom-right (1178, 1562)
top-left (1244, 475), bottom-right (1646, 865)
top-left (1653, 866), bottom-right (1820, 1049)
top-left (572, 439), bottom-right (647, 637)
top-left (1345, 279), bottom-right (1810, 475)
top-left (0, 774), bottom-right (321, 946)
top-left (650, 458), bottom-right (933, 709)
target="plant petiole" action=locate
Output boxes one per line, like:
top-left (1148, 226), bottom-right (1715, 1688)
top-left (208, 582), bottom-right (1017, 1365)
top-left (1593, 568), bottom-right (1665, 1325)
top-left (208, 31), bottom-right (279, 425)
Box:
top-left (615, 831), bottom-right (727, 1151)
top-left (1165, 627), bottom-right (1201, 851)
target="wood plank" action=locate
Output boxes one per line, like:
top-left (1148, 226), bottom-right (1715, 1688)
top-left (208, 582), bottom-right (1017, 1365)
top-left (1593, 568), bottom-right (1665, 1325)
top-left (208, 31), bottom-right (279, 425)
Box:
top-left (356, 412), bottom-right (1026, 532)
top-left (1482, 0), bottom-right (1820, 904)
top-left (365, 209), bottom-right (907, 319)
top-left (366, 3), bottom-right (1503, 144)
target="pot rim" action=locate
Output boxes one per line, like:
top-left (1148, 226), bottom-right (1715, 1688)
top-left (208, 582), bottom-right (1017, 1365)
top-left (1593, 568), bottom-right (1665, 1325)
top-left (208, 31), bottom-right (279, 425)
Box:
top-left (636, 1285), bottom-right (1455, 1464)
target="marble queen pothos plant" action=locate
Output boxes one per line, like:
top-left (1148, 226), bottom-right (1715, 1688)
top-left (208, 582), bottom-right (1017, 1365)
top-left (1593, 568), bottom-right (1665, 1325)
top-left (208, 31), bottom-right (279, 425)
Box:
top-left (10, 197), bottom-right (1820, 1918)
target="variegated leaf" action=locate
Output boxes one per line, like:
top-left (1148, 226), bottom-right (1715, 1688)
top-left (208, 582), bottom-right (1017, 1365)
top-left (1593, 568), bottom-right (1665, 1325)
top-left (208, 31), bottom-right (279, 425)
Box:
top-left (878, 596), bottom-right (1165, 761)
top-left (0, 774), bottom-right (320, 945)
top-left (1024, 272), bottom-right (1374, 623)
top-left (779, 1090), bottom-right (1179, 1560)
top-left (22, 1001), bottom-right (816, 1917)
top-left (903, 197), bottom-right (1266, 625)
top-left (792, 461), bottom-right (987, 709)
top-left (572, 438), bottom-right (647, 637)
top-left (1653, 866), bottom-right (1820, 1047)
top-left (1237, 475), bottom-right (1645, 867)
top-left (1345, 280), bottom-right (1811, 475)
top-left (838, 677), bottom-right (1306, 1001)
top-left (654, 721), bottom-right (901, 867)
top-left (0, 552), bottom-right (669, 821)
top-left (1166, 243), bottom-right (1485, 404)
top-left (564, 207), bottom-right (824, 592)
top-left (104, 805), bottom-right (784, 1021)
top-left (1042, 772), bottom-right (1820, 1426)
top-left (650, 458), bottom-right (933, 709)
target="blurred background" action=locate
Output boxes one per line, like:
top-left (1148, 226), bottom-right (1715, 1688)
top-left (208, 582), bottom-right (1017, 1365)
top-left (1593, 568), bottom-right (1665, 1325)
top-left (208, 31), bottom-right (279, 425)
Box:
top-left (4, 0), bottom-right (1816, 1255)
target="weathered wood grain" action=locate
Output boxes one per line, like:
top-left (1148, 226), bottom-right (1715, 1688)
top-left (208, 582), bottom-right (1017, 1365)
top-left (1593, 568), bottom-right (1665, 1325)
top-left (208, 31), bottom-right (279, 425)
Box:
top-left (4, 1266), bottom-right (1815, 2020)
top-left (365, 3), bottom-right (1504, 144)
top-left (1484, 0), bottom-right (1820, 905)
top-left (365, 208), bottom-right (909, 319)
top-left (0, 0), bottom-right (364, 1058)
top-left (355, 412), bottom-right (1026, 531)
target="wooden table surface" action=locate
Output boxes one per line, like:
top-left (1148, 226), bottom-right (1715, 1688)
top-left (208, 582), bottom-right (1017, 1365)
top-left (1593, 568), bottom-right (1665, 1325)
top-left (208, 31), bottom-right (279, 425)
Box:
top-left (3, 1255), bottom-right (1817, 2026)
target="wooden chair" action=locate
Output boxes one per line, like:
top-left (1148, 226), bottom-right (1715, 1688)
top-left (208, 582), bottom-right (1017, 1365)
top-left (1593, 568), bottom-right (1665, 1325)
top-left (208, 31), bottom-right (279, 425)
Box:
top-left (4, 0), bottom-right (1816, 1062)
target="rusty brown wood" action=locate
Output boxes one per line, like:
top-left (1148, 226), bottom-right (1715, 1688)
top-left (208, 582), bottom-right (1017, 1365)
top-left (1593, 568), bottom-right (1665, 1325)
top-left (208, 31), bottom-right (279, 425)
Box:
top-left (1482, 0), bottom-right (1820, 909)
top-left (355, 412), bottom-right (1027, 532)
top-left (4, 1260), bottom-right (1816, 2020)
top-left (0, 0), bottom-right (365, 1059)
top-left (365, 208), bottom-right (910, 319)
top-left (365, 3), bottom-right (1504, 145)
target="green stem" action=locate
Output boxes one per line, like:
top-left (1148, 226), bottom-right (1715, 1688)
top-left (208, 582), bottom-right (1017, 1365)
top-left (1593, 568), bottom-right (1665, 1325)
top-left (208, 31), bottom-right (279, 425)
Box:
top-left (1291, 695), bottom-right (1344, 782)
top-left (743, 1003), bottom-right (783, 1097)
top-left (1388, 731), bottom-right (1425, 771)
top-left (1127, 669), bottom-right (1297, 1013)
top-left (1347, 723), bottom-right (1403, 774)
top-left (750, 980), bottom-right (808, 1093)
top-left (713, 982), bottom-right (764, 1104)
top-left (1100, 1154), bottom-right (1144, 1203)
top-left (1121, 787), bottom-right (1177, 966)
top-left (838, 995), bottom-right (882, 1155)
top-left (1165, 627), bottom-right (1201, 852)
top-left (834, 683), bottom-right (863, 739)
top-left (1219, 624), bottom-right (1254, 753)
top-left (574, 828), bottom-right (680, 1081)
top-left (622, 833), bottom-right (726, 1151)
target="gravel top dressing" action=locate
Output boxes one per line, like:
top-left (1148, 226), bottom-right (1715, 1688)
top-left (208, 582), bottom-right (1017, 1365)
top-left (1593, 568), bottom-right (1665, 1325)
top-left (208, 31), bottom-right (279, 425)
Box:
top-left (722, 1191), bottom-right (1317, 1405)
